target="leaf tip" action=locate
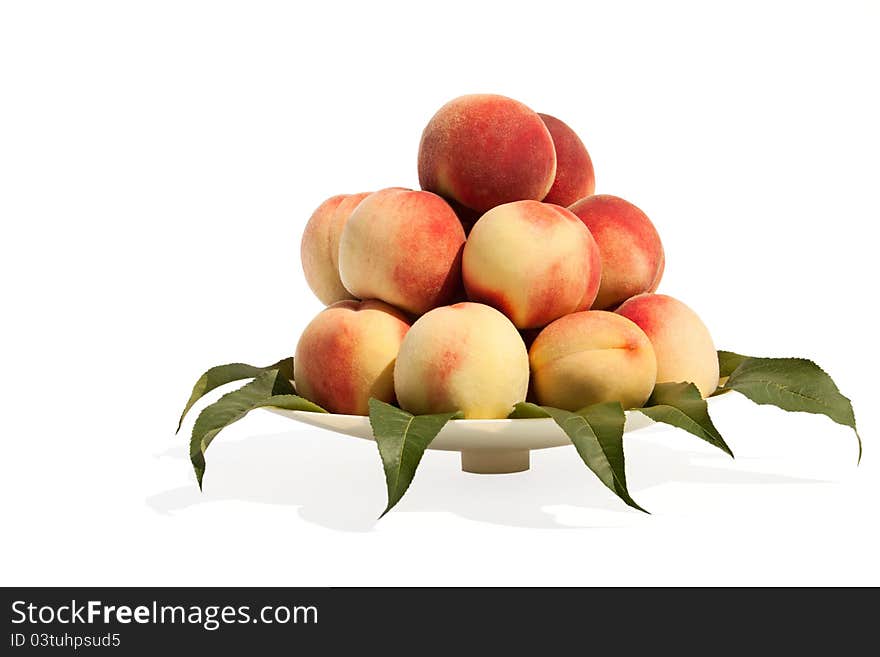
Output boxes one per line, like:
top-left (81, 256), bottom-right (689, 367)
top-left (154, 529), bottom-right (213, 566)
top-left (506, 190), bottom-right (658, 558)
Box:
top-left (192, 462), bottom-right (205, 490)
top-left (632, 502), bottom-right (650, 515)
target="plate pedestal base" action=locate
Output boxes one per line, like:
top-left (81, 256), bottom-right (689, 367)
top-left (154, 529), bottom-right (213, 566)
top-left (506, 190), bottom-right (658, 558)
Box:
top-left (461, 449), bottom-right (530, 474)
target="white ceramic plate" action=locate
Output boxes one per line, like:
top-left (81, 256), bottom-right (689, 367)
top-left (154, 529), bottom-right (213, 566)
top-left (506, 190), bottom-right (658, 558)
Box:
top-left (265, 395), bottom-right (726, 474)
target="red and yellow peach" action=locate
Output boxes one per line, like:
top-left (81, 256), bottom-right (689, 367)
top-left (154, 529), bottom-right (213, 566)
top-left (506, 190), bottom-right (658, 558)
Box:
top-left (538, 113), bottom-right (595, 207)
top-left (300, 192), bottom-right (370, 305)
top-left (394, 302), bottom-right (529, 419)
top-left (338, 188), bottom-right (466, 316)
top-left (568, 194), bottom-right (664, 310)
top-left (463, 200), bottom-right (602, 329)
top-left (418, 94), bottom-right (557, 213)
top-left (530, 310), bottom-right (657, 411)
top-left (616, 293), bottom-right (719, 398)
top-left (294, 300), bottom-right (410, 415)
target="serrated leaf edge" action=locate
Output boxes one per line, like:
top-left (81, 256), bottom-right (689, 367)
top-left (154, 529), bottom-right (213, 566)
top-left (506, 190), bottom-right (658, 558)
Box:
top-left (177, 357), bottom-right (293, 433)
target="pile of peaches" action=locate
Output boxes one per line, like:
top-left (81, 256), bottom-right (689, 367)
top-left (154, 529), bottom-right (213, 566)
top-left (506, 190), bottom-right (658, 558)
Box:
top-left (296, 94), bottom-right (719, 419)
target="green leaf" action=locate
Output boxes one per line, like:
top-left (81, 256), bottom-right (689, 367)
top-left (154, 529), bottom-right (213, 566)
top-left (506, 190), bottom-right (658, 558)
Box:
top-left (516, 402), bottom-right (647, 513)
top-left (721, 355), bottom-right (861, 463)
top-left (368, 399), bottom-right (460, 517)
top-left (258, 394), bottom-right (327, 414)
top-left (718, 350), bottom-right (748, 378)
top-left (177, 358), bottom-right (294, 432)
top-left (638, 382), bottom-right (733, 457)
top-left (710, 350), bottom-right (749, 396)
top-left (189, 368), bottom-right (309, 489)
top-left (508, 402), bottom-right (552, 419)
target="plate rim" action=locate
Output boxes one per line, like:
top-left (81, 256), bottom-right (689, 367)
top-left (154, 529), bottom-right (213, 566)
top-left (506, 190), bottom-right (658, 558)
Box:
top-left (266, 391), bottom-right (727, 422)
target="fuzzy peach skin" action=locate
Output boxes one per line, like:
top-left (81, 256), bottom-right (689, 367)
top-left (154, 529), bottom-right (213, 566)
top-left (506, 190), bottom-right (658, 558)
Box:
top-left (530, 310), bottom-right (657, 411)
top-left (462, 200), bottom-right (602, 329)
top-left (300, 192), bottom-right (370, 305)
top-left (418, 94), bottom-right (557, 213)
top-left (568, 194), bottom-right (665, 310)
top-left (394, 302), bottom-right (529, 419)
top-left (294, 300), bottom-right (410, 415)
top-left (338, 188), bottom-right (466, 316)
top-left (538, 113), bottom-right (595, 207)
top-left (616, 293), bottom-right (719, 398)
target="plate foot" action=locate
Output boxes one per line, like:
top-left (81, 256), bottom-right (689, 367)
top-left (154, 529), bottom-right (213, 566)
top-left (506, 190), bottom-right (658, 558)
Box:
top-left (461, 449), bottom-right (530, 474)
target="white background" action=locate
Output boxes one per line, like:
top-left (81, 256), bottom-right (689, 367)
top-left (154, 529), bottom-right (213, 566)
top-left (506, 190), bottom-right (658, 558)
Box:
top-left (1, 0), bottom-right (878, 586)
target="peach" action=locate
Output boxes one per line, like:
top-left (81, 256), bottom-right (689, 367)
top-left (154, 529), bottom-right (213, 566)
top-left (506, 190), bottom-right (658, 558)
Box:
top-left (462, 200), bottom-right (602, 329)
top-left (338, 188), bottom-right (466, 315)
top-left (394, 302), bottom-right (529, 419)
top-left (294, 300), bottom-right (410, 415)
top-left (538, 113), bottom-right (595, 207)
top-left (530, 310), bottom-right (657, 411)
top-left (300, 192), bottom-right (370, 305)
top-left (616, 293), bottom-right (719, 398)
top-left (418, 94), bottom-right (557, 213)
top-left (568, 194), bottom-right (665, 310)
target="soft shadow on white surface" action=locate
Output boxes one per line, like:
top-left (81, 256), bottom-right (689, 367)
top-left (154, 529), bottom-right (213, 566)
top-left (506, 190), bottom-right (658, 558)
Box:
top-left (148, 426), bottom-right (826, 531)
